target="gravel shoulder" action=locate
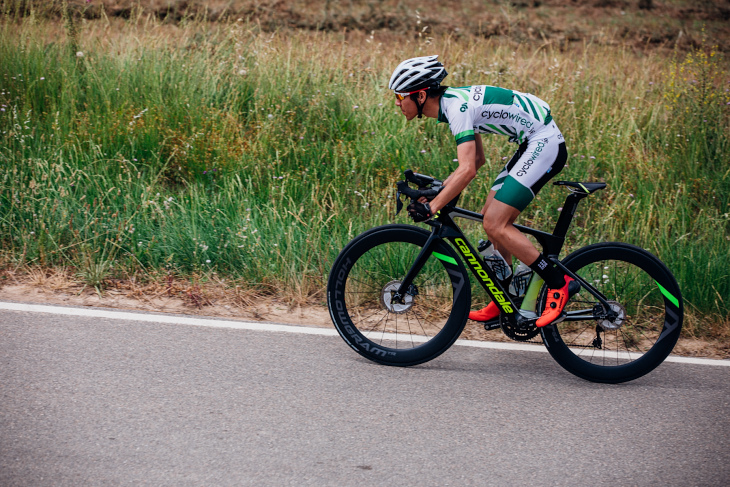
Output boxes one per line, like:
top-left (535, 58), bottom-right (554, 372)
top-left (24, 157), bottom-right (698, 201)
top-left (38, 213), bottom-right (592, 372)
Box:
top-left (0, 272), bottom-right (727, 360)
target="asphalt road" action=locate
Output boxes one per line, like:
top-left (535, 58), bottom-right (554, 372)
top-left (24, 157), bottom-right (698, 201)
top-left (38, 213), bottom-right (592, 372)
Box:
top-left (1, 304), bottom-right (729, 486)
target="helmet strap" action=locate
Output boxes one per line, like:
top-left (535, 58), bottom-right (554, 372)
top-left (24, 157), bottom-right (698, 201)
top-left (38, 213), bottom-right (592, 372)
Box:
top-left (414, 92), bottom-right (428, 119)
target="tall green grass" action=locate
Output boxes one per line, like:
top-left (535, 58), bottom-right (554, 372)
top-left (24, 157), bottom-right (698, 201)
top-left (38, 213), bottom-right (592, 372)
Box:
top-left (0, 16), bottom-right (728, 332)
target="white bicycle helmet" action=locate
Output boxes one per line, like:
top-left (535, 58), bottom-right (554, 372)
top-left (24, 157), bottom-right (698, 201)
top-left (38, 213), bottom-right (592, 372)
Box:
top-left (388, 55), bottom-right (448, 95)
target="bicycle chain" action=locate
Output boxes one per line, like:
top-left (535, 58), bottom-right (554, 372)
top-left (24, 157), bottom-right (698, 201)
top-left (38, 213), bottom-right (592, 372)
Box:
top-left (499, 318), bottom-right (541, 342)
top-left (498, 321), bottom-right (604, 348)
top-left (483, 317), bottom-right (542, 342)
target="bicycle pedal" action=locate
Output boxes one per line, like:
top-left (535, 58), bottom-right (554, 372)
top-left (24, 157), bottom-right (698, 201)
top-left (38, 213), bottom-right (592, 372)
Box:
top-left (482, 319), bottom-right (501, 331)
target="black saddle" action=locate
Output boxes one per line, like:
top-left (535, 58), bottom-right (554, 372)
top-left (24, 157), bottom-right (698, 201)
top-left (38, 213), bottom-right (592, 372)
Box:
top-left (553, 181), bottom-right (607, 194)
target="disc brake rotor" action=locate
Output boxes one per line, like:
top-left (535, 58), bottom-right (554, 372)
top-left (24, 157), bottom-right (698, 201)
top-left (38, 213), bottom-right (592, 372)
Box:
top-left (597, 301), bottom-right (627, 330)
top-left (380, 280), bottom-right (415, 314)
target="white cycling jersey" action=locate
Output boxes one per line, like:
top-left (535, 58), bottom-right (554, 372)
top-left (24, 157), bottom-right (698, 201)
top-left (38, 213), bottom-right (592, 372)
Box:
top-left (437, 85), bottom-right (566, 211)
top-left (437, 85), bottom-right (559, 145)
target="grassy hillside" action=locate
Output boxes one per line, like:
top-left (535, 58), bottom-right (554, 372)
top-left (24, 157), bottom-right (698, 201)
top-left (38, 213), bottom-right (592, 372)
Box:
top-left (0, 1), bottom-right (728, 336)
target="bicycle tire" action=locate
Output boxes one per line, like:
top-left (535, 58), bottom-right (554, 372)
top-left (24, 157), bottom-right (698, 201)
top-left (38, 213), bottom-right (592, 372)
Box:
top-left (327, 224), bottom-right (471, 366)
top-left (540, 242), bottom-right (683, 383)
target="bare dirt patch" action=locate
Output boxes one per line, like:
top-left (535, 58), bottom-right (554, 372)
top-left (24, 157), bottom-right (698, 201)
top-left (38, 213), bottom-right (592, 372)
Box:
top-left (1, 268), bottom-right (727, 360)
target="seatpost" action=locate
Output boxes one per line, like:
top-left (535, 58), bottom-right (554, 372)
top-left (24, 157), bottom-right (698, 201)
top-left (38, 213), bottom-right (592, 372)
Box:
top-left (552, 192), bottom-right (589, 240)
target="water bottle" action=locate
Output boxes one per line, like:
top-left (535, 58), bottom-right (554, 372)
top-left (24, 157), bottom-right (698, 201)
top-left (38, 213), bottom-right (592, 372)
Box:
top-left (477, 239), bottom-right (512, 282)
top-left (519, 273), bottom-right (544, 318)
top-left (509, 261), bottom-right (533, 297)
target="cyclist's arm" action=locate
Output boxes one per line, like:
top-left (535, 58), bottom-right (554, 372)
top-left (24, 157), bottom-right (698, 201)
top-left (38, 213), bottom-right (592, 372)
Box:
top-left (474, 133), bottom-right (486, 170)
top-left (441, 135), bottom-right (485, 186)
top-left (429, 139), bottom-right (482, 213)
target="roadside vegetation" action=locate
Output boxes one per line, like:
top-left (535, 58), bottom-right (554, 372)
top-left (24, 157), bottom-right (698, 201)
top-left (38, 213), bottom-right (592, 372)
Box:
top-left (0, 0), bottom-right (728, 340)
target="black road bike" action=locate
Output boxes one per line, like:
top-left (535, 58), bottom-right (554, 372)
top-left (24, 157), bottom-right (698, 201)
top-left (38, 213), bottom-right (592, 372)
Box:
top-left (327, 170), bottom-right (683, 383)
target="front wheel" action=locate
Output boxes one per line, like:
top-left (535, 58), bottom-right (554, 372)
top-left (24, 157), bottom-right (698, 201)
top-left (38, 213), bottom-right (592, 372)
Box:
top-left (540, 242), bottom-right (683, 383)
top-left (327, 224), bottom-right (471, 366)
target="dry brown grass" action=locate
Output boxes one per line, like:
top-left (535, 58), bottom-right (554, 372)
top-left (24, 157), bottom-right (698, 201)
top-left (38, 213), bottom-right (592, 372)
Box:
top-left (0, 264), bottom-right (332, 324)
top-left (5, 0), bottom-right (730, 51)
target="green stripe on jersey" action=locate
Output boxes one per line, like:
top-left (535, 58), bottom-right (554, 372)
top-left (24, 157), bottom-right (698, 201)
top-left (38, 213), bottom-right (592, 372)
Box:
top-left (513, 93), bottom-right (529, 112)
top-left (455, 130), bottom-right (475, 145)
top-left (500, 125), bottom-right (517, 137)
top-left (536, 103), bottom-right (548, 121)
top-left (485, 124), bottom-right (508, 136)
top-left (445, 87), bottom-right (470, 101)
top-left (524, 97), bottom-right (541, 120)
top-left (480, 86), bottom-right (514, 106)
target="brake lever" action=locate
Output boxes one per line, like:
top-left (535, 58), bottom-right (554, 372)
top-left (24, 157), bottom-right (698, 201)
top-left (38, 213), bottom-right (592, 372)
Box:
top-left (395, 180), bottom-right (408, 216)
top-left (396, 189), bottom-right (404, 215)
top-left (394, 179), bottom-right (442, 216)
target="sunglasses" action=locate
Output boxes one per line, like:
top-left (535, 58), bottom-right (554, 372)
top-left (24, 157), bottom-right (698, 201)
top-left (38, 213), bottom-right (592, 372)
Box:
top-left (395, 87), bottom-right (427, 101)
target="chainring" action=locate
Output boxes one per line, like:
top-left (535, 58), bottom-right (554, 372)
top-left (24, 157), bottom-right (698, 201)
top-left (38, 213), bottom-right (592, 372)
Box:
top-left (500, 315), bottom-right (540, 341)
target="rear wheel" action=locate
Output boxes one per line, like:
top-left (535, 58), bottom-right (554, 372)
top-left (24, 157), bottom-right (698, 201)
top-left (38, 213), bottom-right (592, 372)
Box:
top-left (540, 242), bottom-right (683, 383)
top-left (327, 224), bottom-right (471, 366)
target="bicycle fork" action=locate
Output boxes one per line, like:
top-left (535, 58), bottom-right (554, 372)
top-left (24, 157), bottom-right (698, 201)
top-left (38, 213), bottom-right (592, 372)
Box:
top-left (390, 229), bottom-right (444, 307)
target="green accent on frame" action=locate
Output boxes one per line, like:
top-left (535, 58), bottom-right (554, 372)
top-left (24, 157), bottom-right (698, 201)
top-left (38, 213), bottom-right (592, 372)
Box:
top-left (432, 252), bottom-right (457, 266)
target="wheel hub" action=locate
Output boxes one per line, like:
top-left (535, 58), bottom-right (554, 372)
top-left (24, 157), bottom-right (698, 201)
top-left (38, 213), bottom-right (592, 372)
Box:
top-left (596, 301), bottom-right (626, 330)
top-left (380, 280), bottom-right (416, 314)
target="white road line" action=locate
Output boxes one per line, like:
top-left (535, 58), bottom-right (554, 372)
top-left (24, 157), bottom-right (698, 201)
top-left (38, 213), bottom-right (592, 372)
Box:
top-left (2, 301), bottom-right (728, 367)
top-left (0, 301), bottom-right (339, 336)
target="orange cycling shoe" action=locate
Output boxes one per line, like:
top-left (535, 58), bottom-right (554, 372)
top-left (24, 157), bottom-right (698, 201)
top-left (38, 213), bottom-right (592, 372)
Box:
top-left (536, 276), bottom-right (578, 327)
top-left (468, 301), bottom-right (499, 322)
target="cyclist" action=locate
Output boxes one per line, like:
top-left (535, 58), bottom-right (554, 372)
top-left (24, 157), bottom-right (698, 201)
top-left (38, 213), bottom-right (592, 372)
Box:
top-left (389, 55), bottom-right (576, 327)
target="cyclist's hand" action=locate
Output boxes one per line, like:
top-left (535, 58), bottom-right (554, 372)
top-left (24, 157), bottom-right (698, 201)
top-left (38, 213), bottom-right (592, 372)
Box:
top-left (407, 201), bottom-right (433, 222)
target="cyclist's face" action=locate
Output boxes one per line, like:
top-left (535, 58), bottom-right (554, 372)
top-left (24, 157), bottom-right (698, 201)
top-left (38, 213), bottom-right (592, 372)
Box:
top-left (395, 93), bottom-right (422, 121)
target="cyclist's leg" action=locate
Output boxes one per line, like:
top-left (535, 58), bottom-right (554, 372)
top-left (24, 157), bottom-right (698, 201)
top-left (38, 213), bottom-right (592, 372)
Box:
top-left (480, 141), bottom-right (527, 264)
top-left (491, 129), bottom-right (575, 325)
top-left (482, 197), bottom-right (540, 266)
top-left (482, 132), bottom-right (567, 265)
top-left (471, 197), bottom-right (546, 321)
top-left (470, 144), bottom-right (525, 321)
top-left (492, 132), bottom-right (566, 215)
top-left (471, 145), bottom-right (538, 321)
top-left (482, 131), bottom-right (572, 324)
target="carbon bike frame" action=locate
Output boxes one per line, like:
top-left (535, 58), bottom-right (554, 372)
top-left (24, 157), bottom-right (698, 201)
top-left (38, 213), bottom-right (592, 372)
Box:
top-left (392, 187), bottom-right (616, 328)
